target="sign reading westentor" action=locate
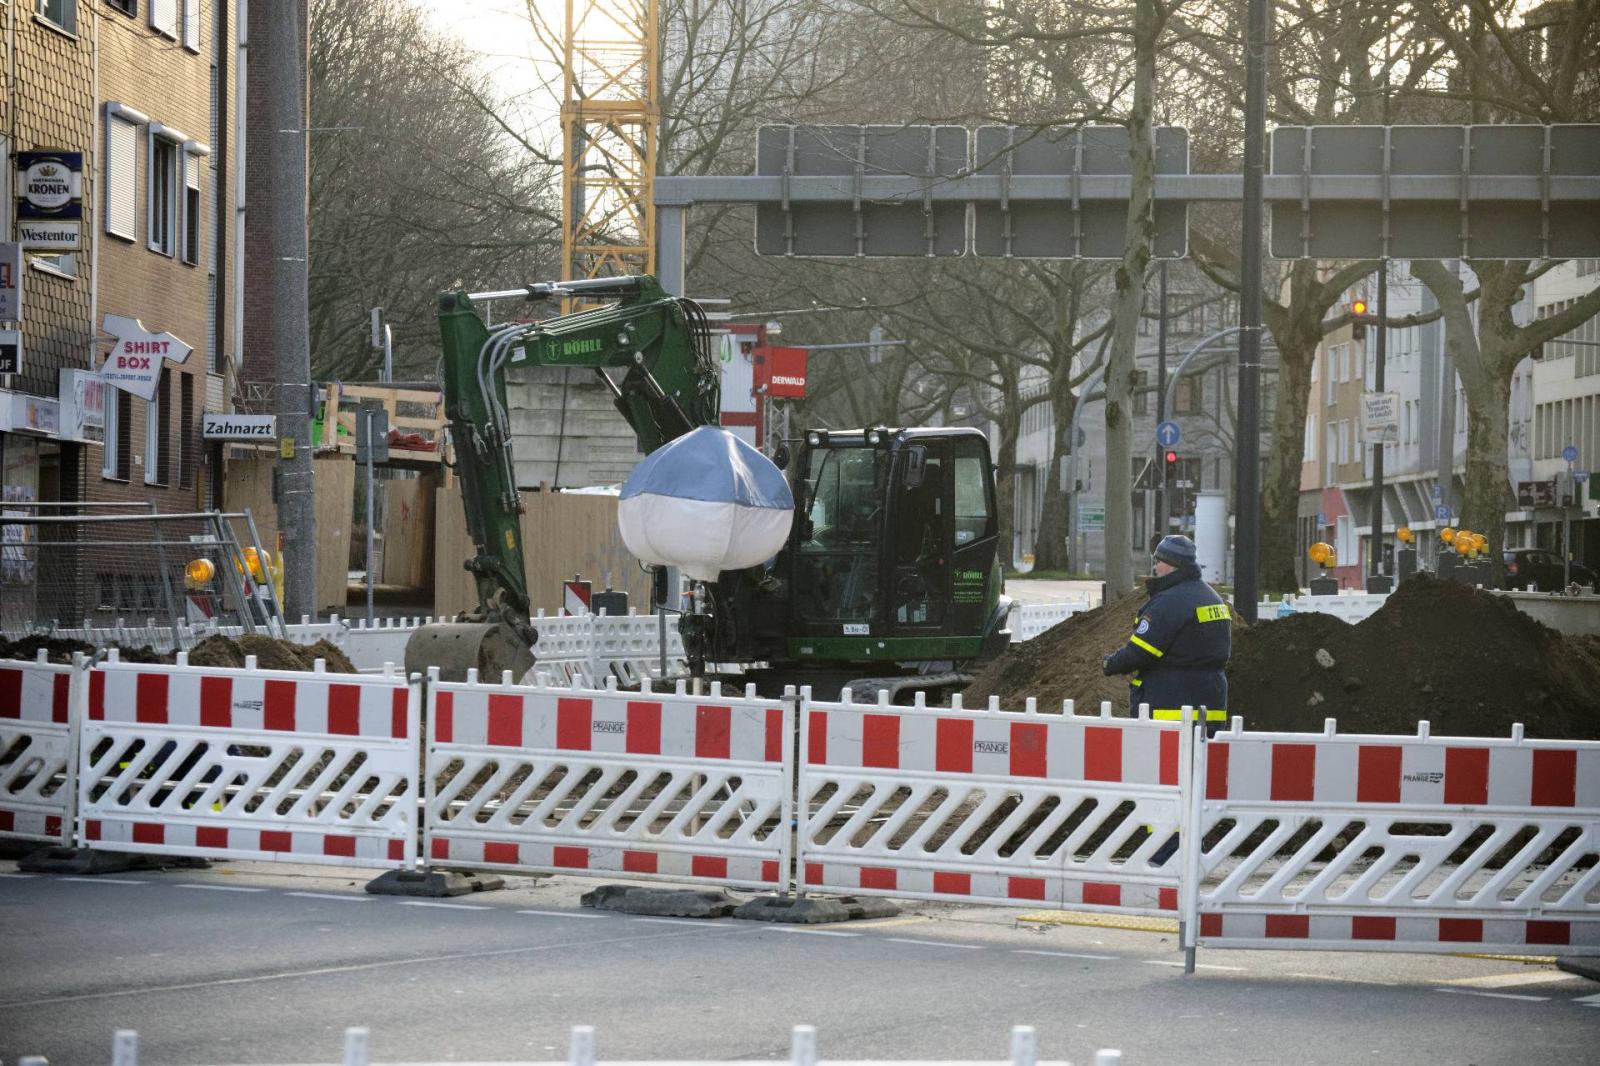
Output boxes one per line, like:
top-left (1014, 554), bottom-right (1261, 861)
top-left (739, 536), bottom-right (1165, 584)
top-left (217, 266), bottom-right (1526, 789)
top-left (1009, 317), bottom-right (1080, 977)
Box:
top-left (202, 413), bottom-right (277, 440)
top-left (99, 314), bottom-right (192, 400)
top-left (14, 151), bottom-right (84, 250)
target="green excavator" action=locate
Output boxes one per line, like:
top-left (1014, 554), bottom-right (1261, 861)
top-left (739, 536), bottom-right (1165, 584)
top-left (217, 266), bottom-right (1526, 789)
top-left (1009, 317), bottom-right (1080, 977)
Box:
top-left (403, 275), bottom-right (1012, 699)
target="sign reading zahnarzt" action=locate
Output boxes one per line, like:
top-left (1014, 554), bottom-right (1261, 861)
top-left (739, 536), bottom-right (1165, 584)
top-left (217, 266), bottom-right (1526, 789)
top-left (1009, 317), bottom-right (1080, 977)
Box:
top-left (99, 314), bottom-right (192, 400)
top-left (202, 413), bottom-right (276, 440)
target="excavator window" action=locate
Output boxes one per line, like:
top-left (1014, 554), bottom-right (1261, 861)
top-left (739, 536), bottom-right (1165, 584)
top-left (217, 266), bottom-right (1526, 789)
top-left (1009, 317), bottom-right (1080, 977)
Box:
top-left (796, 445), bottom-right (884, 623)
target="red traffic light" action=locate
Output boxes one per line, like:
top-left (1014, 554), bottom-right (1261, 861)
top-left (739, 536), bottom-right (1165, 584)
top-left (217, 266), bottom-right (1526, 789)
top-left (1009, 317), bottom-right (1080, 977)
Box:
top-left (1164, 450), bottom-right (1178, 464)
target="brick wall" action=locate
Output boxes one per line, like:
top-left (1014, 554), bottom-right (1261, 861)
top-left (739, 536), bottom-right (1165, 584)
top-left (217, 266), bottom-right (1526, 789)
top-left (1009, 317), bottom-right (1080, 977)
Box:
top-left (6, 4), bottom-right (96, 400)
top-left (91, 0), bottom-right (236, 514)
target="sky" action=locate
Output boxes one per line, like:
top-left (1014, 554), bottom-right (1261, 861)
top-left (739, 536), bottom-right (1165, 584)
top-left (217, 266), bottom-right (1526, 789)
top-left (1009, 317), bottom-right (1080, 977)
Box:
top-left (415, 0), bottom-right (560, 134)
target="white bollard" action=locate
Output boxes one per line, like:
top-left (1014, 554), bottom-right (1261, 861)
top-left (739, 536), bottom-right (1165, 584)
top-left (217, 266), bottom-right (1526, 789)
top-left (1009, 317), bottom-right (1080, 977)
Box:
top-left (1009, 1025), bottom-right (1037, 1066)
top-left (569, 1025), bottom-right (597, 1066)
top-left (790, 1025), bottom-right (818, 1066)
top-left (343, 1028), bottom-right (371, 1066)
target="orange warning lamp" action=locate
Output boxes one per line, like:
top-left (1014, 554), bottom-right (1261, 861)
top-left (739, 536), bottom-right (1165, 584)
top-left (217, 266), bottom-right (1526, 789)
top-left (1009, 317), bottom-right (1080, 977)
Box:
top-left (1308, 542), bottom-right (1333, 566)
top-left (1397, 526), bottom-right (1413, 544)
top-left (1351, 299), bottom-right (1368, 316)
top-left (1456, 536), bottom-right (1474, 557)
top-left (185, 558), bottom-right (216, 590)
top-left (234, 547), bottom-right (270, 581)
top-left (1439, 527), bottom-right (1457, 544)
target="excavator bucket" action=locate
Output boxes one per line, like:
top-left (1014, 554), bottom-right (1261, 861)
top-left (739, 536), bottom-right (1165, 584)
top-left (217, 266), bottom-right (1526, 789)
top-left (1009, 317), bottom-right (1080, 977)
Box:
top-left (404, 622), bottom-right (535, 683)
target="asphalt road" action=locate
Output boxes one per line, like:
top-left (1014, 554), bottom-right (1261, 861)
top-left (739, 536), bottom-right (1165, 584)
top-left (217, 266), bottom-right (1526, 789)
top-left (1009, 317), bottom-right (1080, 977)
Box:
top-left (2, 859), bottom-right (1596, 1066)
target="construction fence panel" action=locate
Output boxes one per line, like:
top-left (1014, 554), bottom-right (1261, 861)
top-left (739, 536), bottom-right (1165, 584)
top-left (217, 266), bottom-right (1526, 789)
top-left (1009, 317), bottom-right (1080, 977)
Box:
top-left (1192, 721), bottom-right (1600, 956)
top-left (1258, 593), bottom-right (1388, 624)
top-left (425, 672), bottom-right (792, 889)
top-left (798, 694), bottom-right (1188, 916)
top-left (0, 654), bottom-right (81, 845)
top-left (77, 653), bottom-right (420, 868)
top-left (1010, 602), bottom-right (1093, 643)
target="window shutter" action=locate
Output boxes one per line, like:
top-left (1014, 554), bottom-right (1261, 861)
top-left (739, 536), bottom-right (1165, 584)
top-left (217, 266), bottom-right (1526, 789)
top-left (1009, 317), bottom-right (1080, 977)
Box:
top-left (153, 0), bottom-right (178, 37)
top-left (106, 114), bottom-right (138, 240)
top-left (184, 0), bottom-right (201, 50)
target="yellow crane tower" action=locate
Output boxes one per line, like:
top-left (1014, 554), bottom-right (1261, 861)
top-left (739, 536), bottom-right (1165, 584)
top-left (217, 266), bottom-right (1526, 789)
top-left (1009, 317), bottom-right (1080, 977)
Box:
top-left (561, 0), bottom-right (658, 282)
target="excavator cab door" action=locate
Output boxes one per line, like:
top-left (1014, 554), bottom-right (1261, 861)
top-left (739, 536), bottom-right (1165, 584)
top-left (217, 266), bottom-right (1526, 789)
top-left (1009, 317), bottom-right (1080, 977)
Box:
top-left (790, 443), bottom-right (886, 635)
top-left (886, 442), bottom-right (951, 632)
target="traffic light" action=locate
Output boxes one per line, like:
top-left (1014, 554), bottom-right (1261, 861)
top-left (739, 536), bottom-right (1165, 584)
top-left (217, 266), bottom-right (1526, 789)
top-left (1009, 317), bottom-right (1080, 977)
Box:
top-left (1351, 298), bottom-right (1369, 341)
top-left (1164, 449), bottom-right (1178, 467)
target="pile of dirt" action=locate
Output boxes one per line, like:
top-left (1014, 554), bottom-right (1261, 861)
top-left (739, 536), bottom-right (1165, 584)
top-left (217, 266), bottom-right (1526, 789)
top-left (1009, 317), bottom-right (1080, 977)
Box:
top-left (187, 634), bottom-right (358, 673)
top-left (0, 635), bottom-right (165, 664)
top-left (1232, 575), bottom-right (1600, 739)
top-left (967, 574), bottom-right (1600, 738)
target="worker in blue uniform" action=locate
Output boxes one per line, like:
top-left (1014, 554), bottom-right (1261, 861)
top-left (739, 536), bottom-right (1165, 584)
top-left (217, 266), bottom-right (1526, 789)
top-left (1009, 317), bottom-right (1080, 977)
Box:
top-left (1102, 534), bottom-right (1232, 729)
top-left (1103, 534), bottom-right (1232, 866)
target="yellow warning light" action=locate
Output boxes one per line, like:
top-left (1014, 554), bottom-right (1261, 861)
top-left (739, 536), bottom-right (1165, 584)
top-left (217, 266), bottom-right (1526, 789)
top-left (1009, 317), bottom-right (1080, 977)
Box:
top-left (1308, 542), bottom-right (1334, 565)
top-left (1351, 299), bottom-right (1369, 316)
top-left (1397, 526), bottom-right (1413, 543)
top-left (233, 548), bottom-right (271, 581)
top-left (1440, 527), bottom-right (1457, 544)
top-left (185, 558), bottom-right (216, 589)
top-left (1456, 537), bottom-right (1474, 557)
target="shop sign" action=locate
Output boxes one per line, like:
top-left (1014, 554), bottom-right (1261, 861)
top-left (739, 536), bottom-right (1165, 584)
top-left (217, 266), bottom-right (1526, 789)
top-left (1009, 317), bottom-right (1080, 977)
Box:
top-left (0, 391), bottom-right (60, 436)
top-left (15, 152), bottom-right (84, 220)
top-left (99, 314), bottom-right (192, 401)
top-left (202, 412), bottom-right (276, 440)
top-left (59, 369), bottom-right (105, 444)
top-left (0, 243), bottom-right (20, 320)
top-left (16, 220), bottom-right (80, 251)
top-left (0, 330), bottom-right (18, 375)
top-left (754, 345), bottom-right (809, 399)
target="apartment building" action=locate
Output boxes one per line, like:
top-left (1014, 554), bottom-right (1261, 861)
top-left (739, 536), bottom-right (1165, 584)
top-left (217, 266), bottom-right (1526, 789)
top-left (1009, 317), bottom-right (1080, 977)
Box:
top-left (1529, 258), bottom-right (1600, 568)
top-left (1, 0), bottom-right (238, 626)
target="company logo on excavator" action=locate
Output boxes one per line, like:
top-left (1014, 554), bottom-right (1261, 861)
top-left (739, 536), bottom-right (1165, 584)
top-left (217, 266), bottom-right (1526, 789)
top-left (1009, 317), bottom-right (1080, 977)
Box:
top-left (551, 338), bottom-right (603, 359)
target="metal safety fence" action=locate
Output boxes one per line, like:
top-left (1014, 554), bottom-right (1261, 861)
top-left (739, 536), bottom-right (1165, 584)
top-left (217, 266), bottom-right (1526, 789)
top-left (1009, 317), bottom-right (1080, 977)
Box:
top-left (1185, 719), bottom-right (1600, 956)
top-left (424, 670), bottom-right (791, 888)
top-left (797, 692), bottom-right (1186, 915)
top-left (74, 651), bottom-right (419, 868)
top-left (3, 655), bottom-right (1597, 965)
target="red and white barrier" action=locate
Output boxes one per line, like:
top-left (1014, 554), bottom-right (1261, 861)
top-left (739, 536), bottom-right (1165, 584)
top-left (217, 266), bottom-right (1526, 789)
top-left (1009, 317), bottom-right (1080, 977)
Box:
top-left (797, 692), bottom-right (1188, 916)
top-left (424, 671), bottom-right (792, 888)
top-left (76, 651), bottom-right (420, 868)
top-left (1188, 719), bottom-right (1600, 956)
top-left (0, 653), bottom-right (82, 845)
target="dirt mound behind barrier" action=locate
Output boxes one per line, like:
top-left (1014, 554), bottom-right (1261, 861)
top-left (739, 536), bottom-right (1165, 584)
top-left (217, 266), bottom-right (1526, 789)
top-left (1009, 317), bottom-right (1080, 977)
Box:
top-left (969, 574), bottom-right (1600, 738)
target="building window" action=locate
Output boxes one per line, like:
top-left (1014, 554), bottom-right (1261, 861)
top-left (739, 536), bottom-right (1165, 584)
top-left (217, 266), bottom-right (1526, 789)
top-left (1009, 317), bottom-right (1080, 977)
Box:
top-left (183, 0), bottom-right (200, 51)
top-left (179, 373), bottom-right (196, 490)
top-left (105, 109), bottom-right (140, 241)
top-left (150, 0), bottom-right (177, 38)
top-left (149, 134), bottom-right (177, 255)
top-left (104, 390), bottom-right (133, 482)
top-left (36, 0), bottom-right (78, 33)
top-left (182, 154), bottom-right (201, 265)
top-left (1174, 377), bottom-right (1199, 416)
top-left (108, 0), bottom-right (137, 16)
top-left (146, 371), bottom-right (172, 486)
top-left (1132, 370), bottom-right (1149, 416)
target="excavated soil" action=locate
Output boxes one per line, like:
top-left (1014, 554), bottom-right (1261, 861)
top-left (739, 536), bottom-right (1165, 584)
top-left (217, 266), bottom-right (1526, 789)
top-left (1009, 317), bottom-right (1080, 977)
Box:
top-left (968, 574), bottom-right (1600, 739)
top-left (0, 633), bottom-right (358, 674)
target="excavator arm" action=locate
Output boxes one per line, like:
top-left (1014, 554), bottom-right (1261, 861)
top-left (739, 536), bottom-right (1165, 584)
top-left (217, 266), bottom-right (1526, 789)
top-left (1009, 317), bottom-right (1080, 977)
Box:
top-left (406, 275), bottom-right (720, 681)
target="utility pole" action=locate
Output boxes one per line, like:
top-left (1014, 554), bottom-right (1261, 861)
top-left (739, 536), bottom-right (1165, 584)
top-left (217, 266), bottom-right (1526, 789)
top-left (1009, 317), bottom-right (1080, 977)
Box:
top-left (1232, 0), bottom-right (1269, 623)
top-left (1368, 265), bottom-right (1391, 592)
top-left (268, 2), bottom-right (315, 619)
top-left (1155, 263), bottom-right (1169, 537)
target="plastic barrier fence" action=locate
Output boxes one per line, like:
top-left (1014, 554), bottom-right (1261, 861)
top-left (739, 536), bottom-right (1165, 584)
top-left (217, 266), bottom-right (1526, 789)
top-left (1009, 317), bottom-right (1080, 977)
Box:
top-left (424, 671), bottom-right (792, 888)
top-left (76, 652), bottom-right (420, 868)
top-left (797, 693), bottom-right (1188, 916)
top-left (1258, 593), bottom-right (1388, 624)
top-left (1010, 602), bottom-right (1093, 642)
top-left (1190, 720), bottom-right (1600, 955)
top-left (0, 653), bottom-right (81, 845)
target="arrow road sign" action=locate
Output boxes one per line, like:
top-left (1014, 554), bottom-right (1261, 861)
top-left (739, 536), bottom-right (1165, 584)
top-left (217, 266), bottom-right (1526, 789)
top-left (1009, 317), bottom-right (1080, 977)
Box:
top-left (1156, 420), bottom-right (1181, 448)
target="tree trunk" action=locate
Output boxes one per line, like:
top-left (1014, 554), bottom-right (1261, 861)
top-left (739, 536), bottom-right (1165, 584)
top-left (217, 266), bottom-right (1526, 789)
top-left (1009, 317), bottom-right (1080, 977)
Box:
top-left (1258, 282), bottom-right (1322, 594)
top-left (1459, 363), bottom-right (1515, 561)
top-left (994, 408), bottom-right (1021, 571)
top-left (1102, 0), bottom-right (1158, 597)
top-left (1034, 386), bottom-right (1077, 571)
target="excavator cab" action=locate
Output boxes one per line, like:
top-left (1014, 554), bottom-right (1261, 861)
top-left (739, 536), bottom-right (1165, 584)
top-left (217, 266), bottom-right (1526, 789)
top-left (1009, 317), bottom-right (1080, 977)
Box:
top-left (779, 427), bottom-right (1006, 666)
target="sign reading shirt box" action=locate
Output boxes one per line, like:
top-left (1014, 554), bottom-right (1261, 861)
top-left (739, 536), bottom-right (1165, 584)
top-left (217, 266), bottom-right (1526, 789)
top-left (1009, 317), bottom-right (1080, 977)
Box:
top-left (98, 314), bottom-right (191, 401)
top-left (202, 413), bottom-right (277, 441)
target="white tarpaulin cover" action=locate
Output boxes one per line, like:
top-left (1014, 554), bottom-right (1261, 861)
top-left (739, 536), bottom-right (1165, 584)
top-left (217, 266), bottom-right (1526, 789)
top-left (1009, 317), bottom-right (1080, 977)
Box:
top-left (618, 426), bottom-right (794, 581)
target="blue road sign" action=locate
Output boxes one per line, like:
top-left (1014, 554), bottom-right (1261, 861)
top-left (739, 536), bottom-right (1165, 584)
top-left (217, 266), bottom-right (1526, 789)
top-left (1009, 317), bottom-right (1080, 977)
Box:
top-left (1316, 512), bottom-right (1326, 525)
top-left (1156, 420), bottom-right (1181, 448)
top-left (1563, 444), bottom-right (1579, 462)
top-left (1575, 471), bottom-right (1591, 483)
top-left (1435, 504), bottom-right (1451, 521)
top-left (1431, 484), bottom-right (1443, 500)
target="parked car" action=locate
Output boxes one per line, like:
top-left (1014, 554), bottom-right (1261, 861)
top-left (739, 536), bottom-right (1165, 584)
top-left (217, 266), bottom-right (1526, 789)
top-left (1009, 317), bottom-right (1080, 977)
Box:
top-left (1500, 549), bottom-right (1597, 592)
